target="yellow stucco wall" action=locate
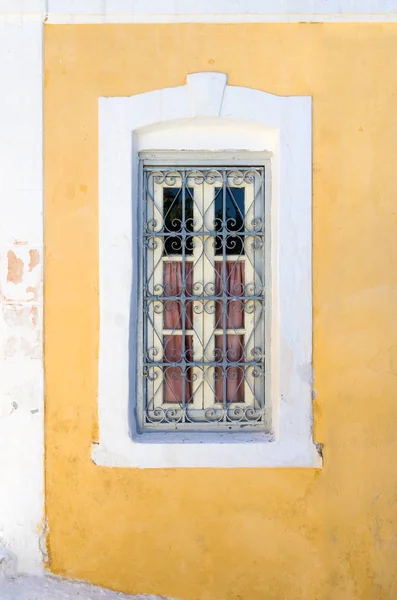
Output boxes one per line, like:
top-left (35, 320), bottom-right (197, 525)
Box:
top-left (44, 23), bottom-right (397, 599)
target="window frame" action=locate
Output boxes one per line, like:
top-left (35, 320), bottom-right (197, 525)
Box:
top-left (95, 72), bottom-right (321, 468)
top-left (137, 153), bottom-right (271, 433)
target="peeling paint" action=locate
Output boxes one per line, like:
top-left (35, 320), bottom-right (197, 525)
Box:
top-left (30, 307), bottom-right (38, 328)
top-left (7, 251), bottom-right (24, 285)
top-left (28, 250), bottom-right (40, 272)
top-left (26, 286), bottom-right (38, 301)
top-left (1, 247), bottom-right (42, 304)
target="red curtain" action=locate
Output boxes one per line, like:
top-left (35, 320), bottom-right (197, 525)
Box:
top-left (163, 262), bottom-right (193, 403)
top-left (163, 262), bottom-right (193, 330)
top-left (215, 261), bottom-right (245, 329)
top-left (214, 262), bottom-right (245, 403)
top-left (163, 335), bottom-right (193, 403)
top-left (215, 335), bottom-right (245, 403)
top-left (162, 261), bottom-right (245, 404)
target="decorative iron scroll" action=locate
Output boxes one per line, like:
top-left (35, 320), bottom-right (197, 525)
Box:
top-left (141, 166), bottom-right (266, 431)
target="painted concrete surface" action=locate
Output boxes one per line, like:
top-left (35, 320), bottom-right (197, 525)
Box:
top-left (0, 576), bottom-right (173, 600)
top-left (0, 20), bottom-right (44, 574)
top-left (45, 23), bottom-right (397, 600)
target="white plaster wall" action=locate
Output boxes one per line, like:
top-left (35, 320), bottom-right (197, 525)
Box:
top-left (0, 21), bottom-right (44, 574)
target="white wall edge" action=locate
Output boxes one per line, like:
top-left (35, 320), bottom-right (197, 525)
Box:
top-left (1, 0), bottom-right (397, 23)
top-left (0, 19), bottom-right (44, 573)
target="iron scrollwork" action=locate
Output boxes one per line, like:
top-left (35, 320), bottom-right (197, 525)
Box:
top-left (141, 166), bottom-right (266, 431)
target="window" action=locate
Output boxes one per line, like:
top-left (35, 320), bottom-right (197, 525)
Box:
top-left (95, 72), bottom-right (319, 467)
top-left (139, 160), bottom-right (267, 431)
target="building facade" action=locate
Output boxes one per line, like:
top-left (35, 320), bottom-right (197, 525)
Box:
top-left (1, 2), bottom-right (397, 599)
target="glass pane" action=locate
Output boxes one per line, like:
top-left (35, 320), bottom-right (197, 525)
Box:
top-left (163, 187), bottom-right (194, 255)
top-left (215, 187), bottom-right (245, 255)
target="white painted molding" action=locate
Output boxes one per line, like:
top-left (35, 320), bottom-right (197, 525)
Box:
top-left (96, 71), bottom-right (320, 469)
top-left (0, 1), bottom-right (397, 22)
top-left (187, 73), bottom-right (227, 117)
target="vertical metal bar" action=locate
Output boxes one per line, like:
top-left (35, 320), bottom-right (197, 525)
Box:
top-left (243, 176), bottom-right (256, 411)
top-left (261, 167), bottom-right (266, 415)
top-left (142, 169), bottom-right (148, 426)
top-left (191, 179), bottom-right (205, 411)
top-left (202, 177), bottom-right (216, 412)
top-left (149, 172), bottom-right (165, 415)
top-left (222, 171), bottom-right (227, 418)
top-left (181, 170), bottom-right (186, 419)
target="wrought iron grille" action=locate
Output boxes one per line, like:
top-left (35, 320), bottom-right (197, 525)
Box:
top-left (140, 164), bottom-right (266, 431)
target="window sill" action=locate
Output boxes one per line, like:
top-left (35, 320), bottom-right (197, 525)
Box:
top-left (91, 437), bottom-right (321, 469)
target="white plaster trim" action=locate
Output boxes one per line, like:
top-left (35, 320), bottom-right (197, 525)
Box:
top-left (0, 1), bottom-right (397, 23)
top-left (97, 72), bottom-right (320, 469)
top-left (0, 21), bottom-right (44, 571)
top-left (187, 73), bottom-right (227, 118)
top-left (93, 440), bottom-right (320, 469)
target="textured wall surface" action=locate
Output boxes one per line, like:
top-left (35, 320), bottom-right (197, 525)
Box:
top-left (45, 23), bottom-right (397, 600)
top-left (0, 20), bottom-right (44, 574)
